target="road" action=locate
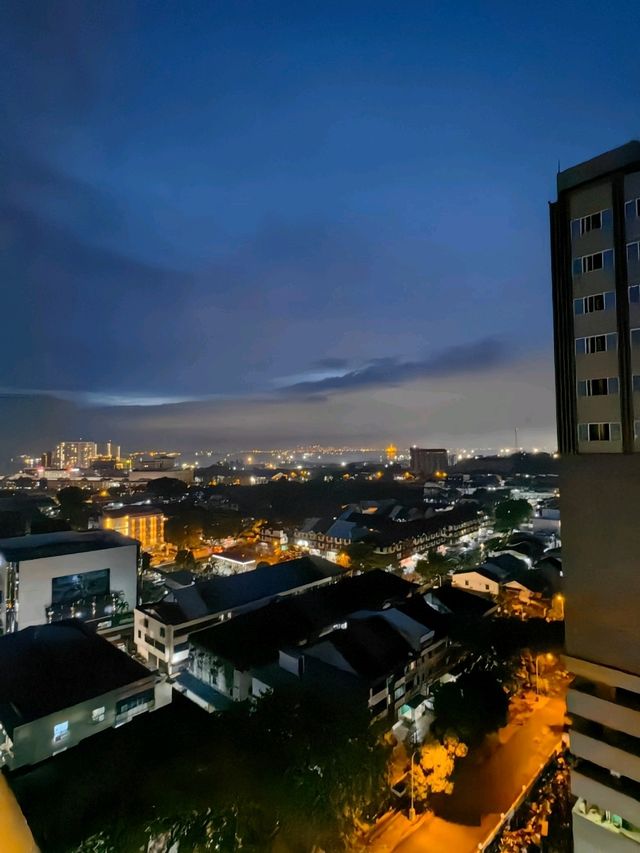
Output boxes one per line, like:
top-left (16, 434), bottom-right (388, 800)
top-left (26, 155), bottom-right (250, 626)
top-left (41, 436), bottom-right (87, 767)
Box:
top-left (0, 774), bottom-right (38, 853)
top-left (369, 693), bottom-right (566, 853)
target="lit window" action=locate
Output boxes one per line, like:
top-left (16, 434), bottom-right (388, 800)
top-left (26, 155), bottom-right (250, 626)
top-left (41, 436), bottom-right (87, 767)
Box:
top-left (53, 721), bottom-right (69, 743)
top-left (92, 707), bottom-right (106, 723)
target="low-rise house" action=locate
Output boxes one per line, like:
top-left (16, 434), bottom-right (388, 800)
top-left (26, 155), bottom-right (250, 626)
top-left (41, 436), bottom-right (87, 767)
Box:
top-left (181, 571), bottom-right (456, 722)
top-left (135, 555), bottom-right (345, 675)
top-left (209, 550), bottom-right (257, 574)
top-left (0, 620), bottom-right (170, 769)
top-left (296, 505), bottom-right (482, 563)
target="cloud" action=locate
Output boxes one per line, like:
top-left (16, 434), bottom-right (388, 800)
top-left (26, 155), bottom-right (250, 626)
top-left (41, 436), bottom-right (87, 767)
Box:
top-left (282, 337), bottom-right (512, 395)
top-left (310, 357), bottom-right (352, 370)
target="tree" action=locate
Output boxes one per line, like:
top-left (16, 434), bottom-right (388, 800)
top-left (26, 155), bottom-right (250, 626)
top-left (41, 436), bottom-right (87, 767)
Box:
top-left (432, 670), bottom-right (509, 746)
top-left (345, 541), bottom-right (397, 571)
top-left (56, 486), bottom-right (91, 529)
top-left (409, 736), bottom-right (468, 806)
top-left (139, 551), bottom-right (152, 573)
top-left (175, 549), bottom-right (197, 571)
top-left (147, 477), bottom-right (188, 498)
top-left (494, 499), bottom-right (532, 533)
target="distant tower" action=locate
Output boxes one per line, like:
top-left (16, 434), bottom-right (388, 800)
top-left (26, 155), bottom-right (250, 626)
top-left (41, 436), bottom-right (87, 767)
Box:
top-left (385, 443), bottom-right (398, 462)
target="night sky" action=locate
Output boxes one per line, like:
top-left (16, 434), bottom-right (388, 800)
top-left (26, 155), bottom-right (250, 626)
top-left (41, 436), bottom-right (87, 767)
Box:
top-left (2, 1), bottom-right (638, 458)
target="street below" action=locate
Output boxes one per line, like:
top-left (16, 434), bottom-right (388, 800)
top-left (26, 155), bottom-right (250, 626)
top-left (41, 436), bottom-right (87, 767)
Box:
top-left (367, 690), bottom-right (566, 852)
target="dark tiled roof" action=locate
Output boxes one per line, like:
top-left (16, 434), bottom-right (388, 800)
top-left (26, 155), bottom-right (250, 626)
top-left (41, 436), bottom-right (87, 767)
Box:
top-left (0, 620), bottom-right (152, 734)
top-left (310, 616), bottom-right (413, 680)
top-left (0, 530), bottom-right (138, 562)
top-left (426, 584), bottom-right (496, 617)
top-left (191, 570), bottom-right (416, 670)
top-left (101, 505), bottom-right (164, 518)
top-left (142, 555), bottom-right (345, 625)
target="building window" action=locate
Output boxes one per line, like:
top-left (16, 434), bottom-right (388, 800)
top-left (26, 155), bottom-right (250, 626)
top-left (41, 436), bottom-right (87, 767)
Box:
top-left (464, 580), bottom-right (470, 586)
top-left (577, 377), bottom-right (619, 396)
top-left (575, 333), bottom-right (617, 354)
top-left (574, 292), bottom-right (616, 315)
top-left (578, 422), bottom-right (621, 442)
top-left (137, 630), bottom-right (142, 639)
top-left (143, 618), bottom-right (149, 629)
top-left (627, 242), bottom-right (640, 264)
top-left (630, 285), bottom-right (640, 304)
top-left (632, 329), bottom-right (640, 348)
top-left (53, 721), bottom-right (69, 743)
top-left (636, 421), bottom-right (640, 439)
top-left (485, 584), bottom-right (490, 591)
top-left (159, 627), bottom-right (166, 638)
top-left (572, 250), bottom-right (614, 276)
top-left (571, 209), bottom-right (611, 239)
top-left (91, 707), bottom-right (106, 723)
top-left (625, 198), bottom-right (640, 220)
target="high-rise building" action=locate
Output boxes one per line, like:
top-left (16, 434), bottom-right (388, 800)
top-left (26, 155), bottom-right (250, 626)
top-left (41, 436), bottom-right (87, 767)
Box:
top-left (409, 447), bottom-right (448, 478)
top-left (53, 441), bottom-right (98, 469)
top-left (551, 140), bottom-right (640, 850)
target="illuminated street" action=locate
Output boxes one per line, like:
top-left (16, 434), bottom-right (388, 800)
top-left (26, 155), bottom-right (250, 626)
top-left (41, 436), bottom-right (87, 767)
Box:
top-left (368, 692), bottom-right (566, 852)
top-left (0, 775), bottom-right (38, 853)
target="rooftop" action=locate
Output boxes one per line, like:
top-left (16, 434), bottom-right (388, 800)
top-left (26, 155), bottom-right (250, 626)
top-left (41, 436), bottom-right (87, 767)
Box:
top-left (141, 554), bottom-right (345, 625)
top-left (211, 549), bottom-right (256, 563)
top-left (0, 620), bottom-right (152, 734)
top-left (190, 569), bottom-right (416, 670)
top-left (0, 530), bottom-right (138, 563)
top-left (101, 505), bottom-right (164, 519)
top-left (557, 140), bottom-right (640, 193)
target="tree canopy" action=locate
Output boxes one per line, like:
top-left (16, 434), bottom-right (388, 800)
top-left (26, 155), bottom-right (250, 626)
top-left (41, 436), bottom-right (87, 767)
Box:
top-left (493, 499), bottom-right (532, 533)
top-left (432, 670), bottom-right (509, 747)
top-left (146, 477), bottom-right (188, 498)
top-left (343, 541), bottom-right (397, 571)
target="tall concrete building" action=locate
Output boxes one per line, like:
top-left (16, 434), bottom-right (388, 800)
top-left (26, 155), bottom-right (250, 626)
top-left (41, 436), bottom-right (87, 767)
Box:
top-left (551, 140), bottom-right (640, 850)
top-left (409, 447), bottom-right (448, 478)
top-left (53, 441), bottom-right (98, 469)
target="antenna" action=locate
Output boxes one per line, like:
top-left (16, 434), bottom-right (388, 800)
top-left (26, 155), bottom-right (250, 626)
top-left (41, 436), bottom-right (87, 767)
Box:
top-left (557, 158), bottom-right (561, 174)
top-left (514, 427), bottom-right (519, 451)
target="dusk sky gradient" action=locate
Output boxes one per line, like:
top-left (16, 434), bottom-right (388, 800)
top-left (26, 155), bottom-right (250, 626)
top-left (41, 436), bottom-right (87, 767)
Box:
top-left (2, 1), bottom-right (639, 457)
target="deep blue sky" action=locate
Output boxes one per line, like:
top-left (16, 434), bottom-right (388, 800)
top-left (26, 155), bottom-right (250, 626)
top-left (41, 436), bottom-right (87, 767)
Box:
top-left (1, 1), bottom-right (638, 455)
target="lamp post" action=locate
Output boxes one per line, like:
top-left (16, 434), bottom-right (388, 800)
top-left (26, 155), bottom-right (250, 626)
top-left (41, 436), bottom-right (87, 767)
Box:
top-left (409, 749), bottom-right (418, 822)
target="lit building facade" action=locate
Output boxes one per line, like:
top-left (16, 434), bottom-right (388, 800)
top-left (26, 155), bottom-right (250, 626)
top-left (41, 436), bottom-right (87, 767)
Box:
top-left (551, 140), bottom-right (640, 850)
top-left (101, 507), bottom-right (166, 552)
top-left (53, 441), bottom-right (98, 469)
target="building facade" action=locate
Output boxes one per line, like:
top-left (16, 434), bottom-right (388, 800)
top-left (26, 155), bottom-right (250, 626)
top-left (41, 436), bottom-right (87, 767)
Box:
top-left (551, 140), bottom-right (640, 850)
top-left (101, 506), bottom-right (166, 552)
top-left (409, 447), bottom-right (448, 478)
top-left (53, 441), bottom-right (98, 469)
top-left (0, 531), bottom-right (138, 636)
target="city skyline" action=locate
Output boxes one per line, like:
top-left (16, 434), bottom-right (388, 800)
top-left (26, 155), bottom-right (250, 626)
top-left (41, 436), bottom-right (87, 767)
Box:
top-left (2, 2), bottom-right (638, 456)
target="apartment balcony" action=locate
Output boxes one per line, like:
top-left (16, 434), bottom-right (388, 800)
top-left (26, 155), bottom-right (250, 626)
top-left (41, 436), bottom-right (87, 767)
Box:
top-left (572, 759), bottom-right (640, 829)
top-left (571, 716), bottom-right (640, 785)
top-left (573, 803), bottom-right (640, 851)
top-left (569, 680), bottom-right (640, 740)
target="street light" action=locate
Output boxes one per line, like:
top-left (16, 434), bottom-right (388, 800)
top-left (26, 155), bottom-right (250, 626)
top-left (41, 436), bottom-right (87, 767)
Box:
top-left (535, 652), bottom-right (555, 696)
top-left (409, 748), bottom-right (418, 822)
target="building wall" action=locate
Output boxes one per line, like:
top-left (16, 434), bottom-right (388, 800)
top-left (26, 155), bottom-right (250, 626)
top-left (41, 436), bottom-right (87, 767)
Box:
top-left (561, 454), bottom-right (640, 675)
top-left (101, 513), bottom-right (165, 551)
top-left (451, 571), bottom-right (499, 597)
top-left (0, 544), bottom-right (138, 634)
top-left (5, 676), bottom-right (170, 770)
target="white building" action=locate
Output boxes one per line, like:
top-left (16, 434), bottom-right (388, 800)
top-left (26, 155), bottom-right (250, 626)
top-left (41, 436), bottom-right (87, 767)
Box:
top-left (0, 621), bottom-right (170, 769)
top-left (0, 531), bottom-right (138, 637)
